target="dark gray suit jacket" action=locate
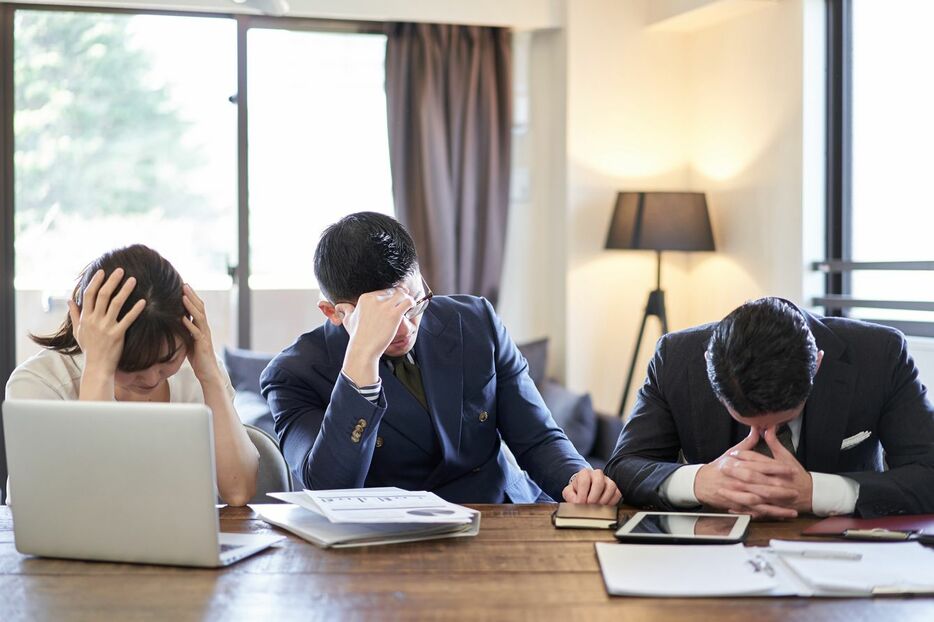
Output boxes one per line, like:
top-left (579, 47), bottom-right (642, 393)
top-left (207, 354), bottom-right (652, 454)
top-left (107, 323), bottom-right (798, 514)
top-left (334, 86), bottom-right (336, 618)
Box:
top-left (605, 312), bottom-right (934, 518)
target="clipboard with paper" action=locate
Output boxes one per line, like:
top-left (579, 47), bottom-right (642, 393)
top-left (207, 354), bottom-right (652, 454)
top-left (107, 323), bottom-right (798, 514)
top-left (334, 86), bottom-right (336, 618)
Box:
top-left (250, 487), bottom-right (481, 549)
top-left (595, 539), bottom-right (934, 597)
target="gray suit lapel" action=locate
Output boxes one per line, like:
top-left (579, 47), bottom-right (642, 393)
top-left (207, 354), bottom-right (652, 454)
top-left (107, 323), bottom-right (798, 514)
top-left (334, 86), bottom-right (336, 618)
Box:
top-left (803, 315), bottom-right (856, 473)
top-left (688, 354), bottom-right (734, 463)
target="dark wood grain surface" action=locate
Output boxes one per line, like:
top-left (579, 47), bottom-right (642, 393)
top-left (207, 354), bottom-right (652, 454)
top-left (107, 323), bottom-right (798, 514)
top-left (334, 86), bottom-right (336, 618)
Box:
top-left (1, 504), bottom-right (932, 621)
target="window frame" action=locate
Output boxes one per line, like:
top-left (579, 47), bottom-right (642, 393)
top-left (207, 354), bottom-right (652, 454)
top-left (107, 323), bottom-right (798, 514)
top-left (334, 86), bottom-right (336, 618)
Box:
top-left (0, 2), bottom-right (387, 504)
top-left (819, 0), bottom-right (934, 338)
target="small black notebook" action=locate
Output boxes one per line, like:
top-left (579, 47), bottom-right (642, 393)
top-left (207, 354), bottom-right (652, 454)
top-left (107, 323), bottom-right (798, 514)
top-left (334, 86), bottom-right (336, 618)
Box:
top-left (552, 503), bottom-right (619, 529)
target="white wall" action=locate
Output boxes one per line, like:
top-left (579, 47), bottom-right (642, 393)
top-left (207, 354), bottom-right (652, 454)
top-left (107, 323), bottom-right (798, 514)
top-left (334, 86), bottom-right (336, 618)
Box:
top-left (541, 0), bottom-right (934, 416)
top-left (685, 0), bottom-right (818, 321)
top-left (554, 0), bottom-right (825, 414)
top-left (563, 0), bottom-right (692, 414)
top-left (910, 338), bottom-right (934, 394)
top-left (498, 28), bottom-right (570, 378)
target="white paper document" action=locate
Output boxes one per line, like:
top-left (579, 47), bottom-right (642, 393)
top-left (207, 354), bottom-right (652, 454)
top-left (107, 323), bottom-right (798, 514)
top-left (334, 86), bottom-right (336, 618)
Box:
top-left (767, 539), bottom-right (934, 595)
top-left (596, 539), bottom-right (934, 598)
top-left (301, 487), bottom-right (475, 524)
top-left (250, 488), bottom-right (481, 549)
top-left (251, 502), bottom-right (479, 548)
top-left (595, 543), bottom-right (776, 597)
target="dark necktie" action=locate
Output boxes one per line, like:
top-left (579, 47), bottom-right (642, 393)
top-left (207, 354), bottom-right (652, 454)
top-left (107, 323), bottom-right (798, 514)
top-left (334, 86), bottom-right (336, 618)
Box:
top-left (752, 423), bottom-right (796, 459)
top-left (390, 355), bottom-right (429, 411)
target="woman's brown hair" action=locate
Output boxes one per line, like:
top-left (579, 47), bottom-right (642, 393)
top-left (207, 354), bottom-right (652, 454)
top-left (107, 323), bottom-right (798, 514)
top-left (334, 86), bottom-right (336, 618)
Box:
top-left (31, 245), bottom-right (195, 372)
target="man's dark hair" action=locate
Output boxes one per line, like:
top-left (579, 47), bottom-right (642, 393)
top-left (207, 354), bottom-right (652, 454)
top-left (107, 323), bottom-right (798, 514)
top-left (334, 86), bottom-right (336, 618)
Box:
top-left (314, 212), bottom-right (419, 302)
top-left (705, 297), bottom-right (819, 417)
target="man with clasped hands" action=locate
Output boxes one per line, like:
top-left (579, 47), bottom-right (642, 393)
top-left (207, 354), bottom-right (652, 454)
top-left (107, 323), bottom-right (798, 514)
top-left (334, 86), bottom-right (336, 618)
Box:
top-left (607, 297), bottom-right (934, 518)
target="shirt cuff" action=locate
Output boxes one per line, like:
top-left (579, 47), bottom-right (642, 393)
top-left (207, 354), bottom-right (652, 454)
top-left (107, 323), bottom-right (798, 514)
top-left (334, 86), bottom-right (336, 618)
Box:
top-left (810, 472), bottom-right (860, 517)
top-left (659, 464), bottom-right (703, 508)
top-left (340, 371), bottom-right (382, 405)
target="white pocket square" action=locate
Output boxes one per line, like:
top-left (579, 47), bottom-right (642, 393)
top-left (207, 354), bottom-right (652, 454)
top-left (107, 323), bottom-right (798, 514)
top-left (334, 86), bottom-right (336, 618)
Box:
top-left (841, 430), bottom-right (871, 450)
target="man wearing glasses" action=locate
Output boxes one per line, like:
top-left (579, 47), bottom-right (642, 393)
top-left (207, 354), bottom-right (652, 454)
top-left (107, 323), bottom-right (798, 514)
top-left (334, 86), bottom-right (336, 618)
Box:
top-left (261, 212), bottom-right (620, 505)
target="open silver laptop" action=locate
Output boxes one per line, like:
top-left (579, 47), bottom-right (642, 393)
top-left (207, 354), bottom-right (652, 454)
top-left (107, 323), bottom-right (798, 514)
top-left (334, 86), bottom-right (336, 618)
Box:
top-left (2, 399), bottom-right (283, 567)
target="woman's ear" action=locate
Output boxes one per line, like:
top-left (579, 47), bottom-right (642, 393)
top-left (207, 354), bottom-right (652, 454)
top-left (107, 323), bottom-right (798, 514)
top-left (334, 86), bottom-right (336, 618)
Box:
top-left (318, 301), bottom-right (343, 326)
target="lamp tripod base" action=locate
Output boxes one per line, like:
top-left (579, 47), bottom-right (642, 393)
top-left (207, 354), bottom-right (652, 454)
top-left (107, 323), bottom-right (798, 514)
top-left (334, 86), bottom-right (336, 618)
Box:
top-left (618, 288), bottom-right (668, 417)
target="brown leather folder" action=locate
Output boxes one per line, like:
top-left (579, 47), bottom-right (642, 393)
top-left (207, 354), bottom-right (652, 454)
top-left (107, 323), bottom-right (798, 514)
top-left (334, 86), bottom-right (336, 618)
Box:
top-left (803, 514), bottom-right (934, 540)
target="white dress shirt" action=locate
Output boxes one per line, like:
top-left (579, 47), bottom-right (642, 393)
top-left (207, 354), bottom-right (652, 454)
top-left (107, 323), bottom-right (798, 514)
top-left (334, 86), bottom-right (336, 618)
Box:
top-left (659, 415), bottom-right (860, 516)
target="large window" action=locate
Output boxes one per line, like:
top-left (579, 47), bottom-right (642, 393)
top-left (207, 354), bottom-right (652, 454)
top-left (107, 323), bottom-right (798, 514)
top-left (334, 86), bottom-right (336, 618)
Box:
top-left (14, 11), bottom-right (238, 361)
top-left (247, 28), bottom-right (393, 291)
top-left (822, 0), bottom-right (934, 334)
top-left (246, 25), bottom-right (393, 348)
top-left (6, 9), bottom-right (394, 367)
top-left (1, 7), bottom-right (396, 502)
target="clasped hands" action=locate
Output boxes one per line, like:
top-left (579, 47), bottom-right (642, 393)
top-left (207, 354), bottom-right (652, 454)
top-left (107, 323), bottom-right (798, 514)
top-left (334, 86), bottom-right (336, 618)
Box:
top-left (694, 426), bottom-right (813, 519)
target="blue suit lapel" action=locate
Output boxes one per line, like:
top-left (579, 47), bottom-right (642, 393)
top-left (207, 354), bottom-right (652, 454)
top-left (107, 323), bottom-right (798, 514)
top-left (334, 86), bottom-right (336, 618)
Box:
top-left (322, 306), bottom-right (466, 485)
top-left (378, 361), bottom-right (442, 459)
top-left (324, 319), bottom-right (442, 458)
top-left (322, 320), bottom-right (349, 374)
top-left (415, 303), bottom-right (464, 485)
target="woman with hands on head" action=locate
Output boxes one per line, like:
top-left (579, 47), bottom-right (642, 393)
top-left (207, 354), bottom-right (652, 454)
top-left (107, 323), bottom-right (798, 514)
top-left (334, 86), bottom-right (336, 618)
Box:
top-left (5, 244), bottom-right (259, 506)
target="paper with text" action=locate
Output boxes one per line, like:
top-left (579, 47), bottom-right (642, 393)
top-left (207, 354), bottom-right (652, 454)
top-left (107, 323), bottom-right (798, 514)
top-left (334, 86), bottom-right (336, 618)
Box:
top-left (301, 487), bottom-right (476, 524)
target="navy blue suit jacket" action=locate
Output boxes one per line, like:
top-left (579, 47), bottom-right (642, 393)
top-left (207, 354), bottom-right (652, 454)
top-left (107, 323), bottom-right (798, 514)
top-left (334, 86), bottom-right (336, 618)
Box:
top-left (260, 295), bottom-right (589, 503)
top-left (605, 311), bottom-right (934, 518)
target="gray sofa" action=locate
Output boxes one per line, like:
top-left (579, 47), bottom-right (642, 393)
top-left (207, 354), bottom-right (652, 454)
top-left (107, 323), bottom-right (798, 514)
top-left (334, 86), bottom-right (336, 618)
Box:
top-left (223, 339), bottom-right (623, 474)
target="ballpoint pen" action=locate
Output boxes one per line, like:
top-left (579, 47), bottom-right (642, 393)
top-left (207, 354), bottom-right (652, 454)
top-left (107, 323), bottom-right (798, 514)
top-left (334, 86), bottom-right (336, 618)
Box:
top-left (773, 549), bottom-right (862, 560)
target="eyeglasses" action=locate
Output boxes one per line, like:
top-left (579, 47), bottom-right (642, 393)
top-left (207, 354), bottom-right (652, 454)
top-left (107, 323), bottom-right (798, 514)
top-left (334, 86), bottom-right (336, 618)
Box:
top-left (404, 277), bottom-right (433, 320)
top-left (331, 277), bottom-right (433, 320)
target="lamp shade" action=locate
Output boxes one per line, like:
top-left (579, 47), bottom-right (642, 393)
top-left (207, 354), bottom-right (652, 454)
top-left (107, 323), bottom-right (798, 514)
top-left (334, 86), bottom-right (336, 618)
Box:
top-left (604, 191), bottom-right (715, 252)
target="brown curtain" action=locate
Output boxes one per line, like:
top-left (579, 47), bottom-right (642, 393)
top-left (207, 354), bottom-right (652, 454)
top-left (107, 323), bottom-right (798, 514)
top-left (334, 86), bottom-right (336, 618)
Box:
top-left (384, 23), bottom-right (512, 306)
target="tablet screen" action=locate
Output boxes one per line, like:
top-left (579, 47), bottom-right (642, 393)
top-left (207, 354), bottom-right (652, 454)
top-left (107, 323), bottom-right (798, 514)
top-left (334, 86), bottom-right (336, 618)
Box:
top-left (628, 513), bottom-right (739, 537)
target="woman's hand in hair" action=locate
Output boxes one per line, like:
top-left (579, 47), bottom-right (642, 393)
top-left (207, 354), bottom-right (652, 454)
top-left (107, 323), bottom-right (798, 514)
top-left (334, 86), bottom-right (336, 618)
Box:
top-left (68, 268), bottom-right (147, 377)
top-left (183, 283), bottom-right (260, 505)
top-left (181, 284), bottom-right (222, 385)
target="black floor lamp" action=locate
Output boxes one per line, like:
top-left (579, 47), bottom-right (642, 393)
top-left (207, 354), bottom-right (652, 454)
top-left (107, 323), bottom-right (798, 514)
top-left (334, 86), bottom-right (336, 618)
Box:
top-left (605, 191), bottom-right (716, 417)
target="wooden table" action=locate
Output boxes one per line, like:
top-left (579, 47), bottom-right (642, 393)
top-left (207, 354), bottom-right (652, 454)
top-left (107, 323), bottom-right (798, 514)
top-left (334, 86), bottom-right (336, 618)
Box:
top-left (1, 504), bottom-right (933, 621)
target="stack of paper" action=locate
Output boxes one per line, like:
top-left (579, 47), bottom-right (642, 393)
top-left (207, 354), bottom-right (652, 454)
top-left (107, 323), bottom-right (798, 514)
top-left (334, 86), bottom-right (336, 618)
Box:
top-left (767, 539), bottom-right (934, 595)
top-left (595, 543), bottom-right (776, 597)
top-left (250, 487), bottom-right (481, 548)
top-left (595, 539), bottom-right (934, 598)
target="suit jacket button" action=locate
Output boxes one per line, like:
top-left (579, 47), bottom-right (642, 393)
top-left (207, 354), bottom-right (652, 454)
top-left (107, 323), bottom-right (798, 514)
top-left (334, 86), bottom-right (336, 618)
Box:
top-left (357, 418), bottom-right (368, 428)
top-left (478, 411), bottom-right (488, 422)
top-left (351, 431), bottom-right (362, 443)
top-left (376, 436), bottom-right (384, 448)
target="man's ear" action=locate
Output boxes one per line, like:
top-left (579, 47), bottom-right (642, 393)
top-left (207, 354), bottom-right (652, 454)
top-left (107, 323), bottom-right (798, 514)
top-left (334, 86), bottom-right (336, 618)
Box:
top-left (815, 349), bottom-right (825, 373)
top-left (318, 301), bottom-right (343, 326)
